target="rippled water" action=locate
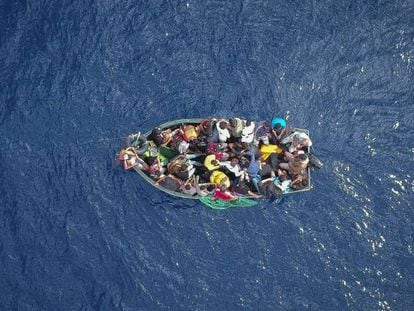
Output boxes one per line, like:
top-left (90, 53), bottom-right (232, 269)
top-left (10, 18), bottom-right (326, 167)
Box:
top-left (1, 1), bottom-right (413, 310)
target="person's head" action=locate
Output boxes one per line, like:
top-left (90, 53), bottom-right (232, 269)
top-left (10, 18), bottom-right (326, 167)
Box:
top-left (301, 138), bottom-right (310, 146)
top-left (152, 127), bottom-right (161, 134)
top-left (263, 121), bottom-right (270, 128)
top-left (203, 120), bottom-right (213, 136)
top-left (230, 158), bottom-right (239, 167)
top-left (297, 153), bottom-right (308, 162)
top-left (241, 142), bottom-right (250, 150)
top-left (219, 121), bottom-right (228, 130)
top-left (207, 184), bottom-right (215, 192)
top-left (229, 119), bottom-right (236, 127)
top-left (279, 174), bottom-right (288, 182)
top-left (200, 185), bottom-right (206, 191)
top-left (273, 123), bottom-right (282, 132)
top-left (211, 159), bottom-right (219, 166)
top-left (240, 157), bottom-right (249, 167)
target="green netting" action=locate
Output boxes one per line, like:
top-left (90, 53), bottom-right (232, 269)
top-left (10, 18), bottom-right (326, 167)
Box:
top-left (199, 195), bottom-right (258, 209)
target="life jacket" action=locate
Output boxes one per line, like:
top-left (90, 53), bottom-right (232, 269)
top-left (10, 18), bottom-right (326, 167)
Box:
top-left (183, 125), bottom-right (198, 141)
top-left (210, 171), bottom-right (230, 188)
top-left (260, 144), bottom-right (283, 160)
top-left (204, 154), bottom-right (220, 171)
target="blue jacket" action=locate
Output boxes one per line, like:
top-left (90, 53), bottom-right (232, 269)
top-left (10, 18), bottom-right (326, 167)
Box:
top-left (245, 151), bottom-right (260, 177)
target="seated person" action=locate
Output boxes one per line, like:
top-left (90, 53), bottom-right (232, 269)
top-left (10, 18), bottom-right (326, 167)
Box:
top-left (118, 147), bottom-right (148, 170)
top-left (206, 119), bottom-right (220, 143)
top-left (174, 163), bottom-right (195, 181)
top-left (228, 118), bottom-right (244, 141)
top-left (148, 127), bottom-right (173, 147)
top-left (281, 131), bottom-right (312, 154)
top-left (232, 179), bottom-right (261, 198)
top-left (126, 133), bottom-right (149, 155)
top-left (220, 157), bottom-right (248, 182)
top-left (243, 150), bottom-right (262, 192)
top-left (216, 119), bottom-right (231, 143)
top-left (168, 155), bottom-right (196, 181)
top-left (241, 120), bottom-right (255, 144)
top-left (261, 169), bottom-right (292, 194)
top-left (204, 154), bottom-right (221, 171)
top-left (279, 153), bottom-right (309, 176)
top-left (269, 122), bottom-right (287, 144)
top-left (197, 118), bottom-right (214, 141)
top-left (194, 176), bottom-right (216, 196)
top-left (179, 177), bottom-right (198, 196)
top-left (182, 124), bottom-right (199, 142)
top-left (147, 156), bottom-right (165, 178)
top-left (255, 121), bottom-right (271, 145)
top-left (291, 171), bottom-right (309, 190)
top-left (207, 142), bottom-right (229, 160)
top-left (210, 171), bottom-right (231, 188)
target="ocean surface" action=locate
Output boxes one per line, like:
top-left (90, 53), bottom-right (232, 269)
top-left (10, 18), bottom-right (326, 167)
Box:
top-left (1, 0), bottom-right (413, 310)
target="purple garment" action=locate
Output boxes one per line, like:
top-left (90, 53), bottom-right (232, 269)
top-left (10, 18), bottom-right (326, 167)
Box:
top-left (255, 121), bottom-right (271, 138)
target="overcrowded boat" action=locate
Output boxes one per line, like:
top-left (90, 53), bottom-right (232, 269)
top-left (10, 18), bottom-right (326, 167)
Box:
top-left (117, 118), bottom-right (322, 208)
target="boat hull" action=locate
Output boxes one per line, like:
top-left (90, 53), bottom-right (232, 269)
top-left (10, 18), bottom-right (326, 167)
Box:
top-left (129, 118), bottom-right (312, 200)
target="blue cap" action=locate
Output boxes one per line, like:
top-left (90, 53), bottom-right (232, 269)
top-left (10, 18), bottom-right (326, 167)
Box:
top-left (271, 117), bottom-right (286, 129)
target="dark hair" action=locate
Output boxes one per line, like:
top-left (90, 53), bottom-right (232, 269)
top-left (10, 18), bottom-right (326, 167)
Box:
top-left (219, 121), bottom-right (227, 129)
top-left (273, 123), bottom-right (282, 131)
top-left (298, 154), bottom-right (308, 161)
top-left (211, 160), bottom-right (219, 166)
top-left (231, 158), bottom-right (239, 164)
top-left (246, 120), bottom-right (252, 127)
top-left (185, 184), bottom-right (191, 190)
top-left (279, 174), bottom-right (287, 182)
top-left (263, 121), bottom-right (270, 128)
top-left (200, 185), bottom-right (206, 190)
top-left (207, 185), bottom-right (215, 192)
top-left (229, 119), bottom-right (236, 127)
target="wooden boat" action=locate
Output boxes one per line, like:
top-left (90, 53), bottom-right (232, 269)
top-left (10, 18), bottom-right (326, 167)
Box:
top-left (119, 118), bottom-right (317, 206)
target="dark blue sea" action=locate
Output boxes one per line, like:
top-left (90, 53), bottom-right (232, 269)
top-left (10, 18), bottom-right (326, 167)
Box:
top-left (1, 0), bottom-right (413, 310)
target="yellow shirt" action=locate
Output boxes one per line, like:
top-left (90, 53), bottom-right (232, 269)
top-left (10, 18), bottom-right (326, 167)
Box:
top-left (204, 154), bottom-right (220, 171)
top-left (210, 171), bottom-right (230, 188)
top-left (260, 144), bottom-right (283, 161)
